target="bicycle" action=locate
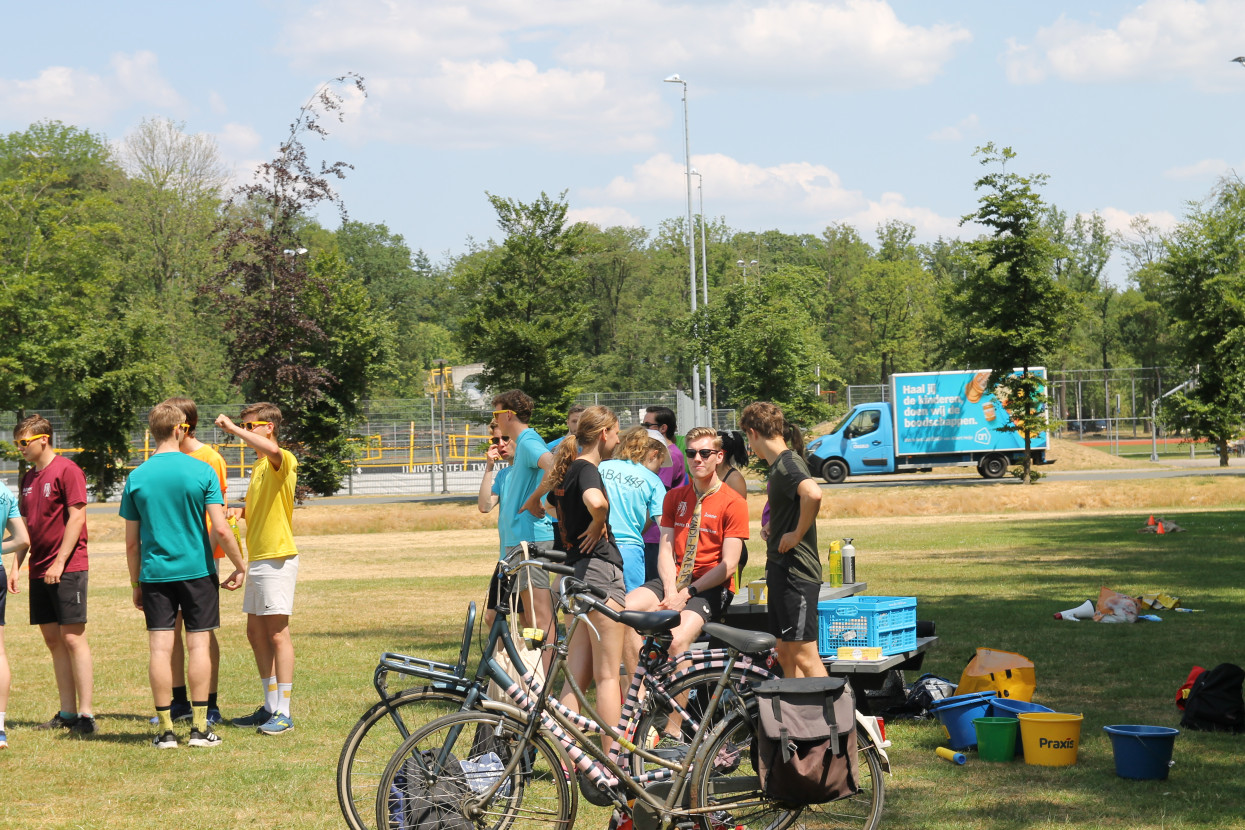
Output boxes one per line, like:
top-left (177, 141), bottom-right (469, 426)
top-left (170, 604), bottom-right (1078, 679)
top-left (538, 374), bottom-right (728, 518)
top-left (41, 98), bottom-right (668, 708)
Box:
top-left (375, 574), bottom-right (888, 830)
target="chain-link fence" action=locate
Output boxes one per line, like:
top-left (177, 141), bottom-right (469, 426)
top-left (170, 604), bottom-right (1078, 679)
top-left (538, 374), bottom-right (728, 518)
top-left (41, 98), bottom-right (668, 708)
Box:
top-left (2, 391), bottom-right (739, 499)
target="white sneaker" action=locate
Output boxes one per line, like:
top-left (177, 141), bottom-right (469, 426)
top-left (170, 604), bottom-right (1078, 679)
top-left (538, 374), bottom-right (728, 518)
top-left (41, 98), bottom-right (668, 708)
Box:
top-left (188, 728), bottom-right (222, 748)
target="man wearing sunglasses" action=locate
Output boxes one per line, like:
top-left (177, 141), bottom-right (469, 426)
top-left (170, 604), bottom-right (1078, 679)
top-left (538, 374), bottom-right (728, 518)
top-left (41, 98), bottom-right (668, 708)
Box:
top-left (489, 390), bottom-right (555, 635)
top-left (12, 415), bottom-right (96, 735)
top-left (623, 426), bottom-right (748, 668)
top-left (214, 404), bottom-right (300, 736)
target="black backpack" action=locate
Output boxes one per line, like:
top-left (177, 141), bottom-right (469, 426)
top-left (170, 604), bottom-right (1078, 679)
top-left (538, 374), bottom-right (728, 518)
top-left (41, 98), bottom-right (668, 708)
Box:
top-left (1180, 663), bottom-right (1245, 733)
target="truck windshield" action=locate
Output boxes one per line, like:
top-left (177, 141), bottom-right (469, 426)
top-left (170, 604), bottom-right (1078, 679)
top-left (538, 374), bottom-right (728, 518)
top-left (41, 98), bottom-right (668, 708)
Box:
top-left (829, 409), bottom-right (855, 436)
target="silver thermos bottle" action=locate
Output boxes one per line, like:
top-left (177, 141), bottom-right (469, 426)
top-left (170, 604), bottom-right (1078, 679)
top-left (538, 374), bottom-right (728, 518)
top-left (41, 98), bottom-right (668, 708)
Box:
top-left (841, 538), bottom-right (856, 584)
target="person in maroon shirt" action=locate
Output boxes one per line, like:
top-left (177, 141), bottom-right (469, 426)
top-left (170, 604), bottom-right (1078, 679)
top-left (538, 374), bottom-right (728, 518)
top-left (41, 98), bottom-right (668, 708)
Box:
top-left (13, 415), bottom-right (95, 735)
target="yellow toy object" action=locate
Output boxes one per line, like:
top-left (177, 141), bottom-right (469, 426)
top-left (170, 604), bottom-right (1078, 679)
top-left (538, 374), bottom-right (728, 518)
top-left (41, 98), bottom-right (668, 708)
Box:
top-left (956, 647), bottom-right (1036, 701)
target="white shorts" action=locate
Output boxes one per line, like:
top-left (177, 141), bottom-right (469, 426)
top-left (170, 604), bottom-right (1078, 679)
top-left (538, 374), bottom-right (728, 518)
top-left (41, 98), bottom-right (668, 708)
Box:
top-left (242, 556), bottom-right (299, 616)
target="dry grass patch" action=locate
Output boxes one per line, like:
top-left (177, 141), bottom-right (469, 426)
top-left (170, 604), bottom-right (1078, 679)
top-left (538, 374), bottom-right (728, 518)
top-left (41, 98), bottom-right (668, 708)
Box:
top-left (815, 476), bottom-right (1245, 518)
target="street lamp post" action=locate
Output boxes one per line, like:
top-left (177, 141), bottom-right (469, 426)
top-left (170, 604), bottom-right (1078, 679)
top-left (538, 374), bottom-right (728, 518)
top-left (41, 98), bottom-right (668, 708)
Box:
top-left (737, 259), bottom-right (758, 282)
top-left (664, 74), bottom-right (702, 422)
top-left (691, 167), bottom-right (712, 416)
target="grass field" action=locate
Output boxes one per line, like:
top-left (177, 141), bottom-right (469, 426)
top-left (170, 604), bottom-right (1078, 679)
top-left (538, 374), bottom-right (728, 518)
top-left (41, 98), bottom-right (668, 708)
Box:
top-left (2, 470), bottom-right (1244, 829)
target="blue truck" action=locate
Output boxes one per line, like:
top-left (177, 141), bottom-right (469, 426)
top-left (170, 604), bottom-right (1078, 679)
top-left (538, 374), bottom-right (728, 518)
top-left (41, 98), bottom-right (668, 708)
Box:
top-left (805, 369), bottom-right (1050, 484)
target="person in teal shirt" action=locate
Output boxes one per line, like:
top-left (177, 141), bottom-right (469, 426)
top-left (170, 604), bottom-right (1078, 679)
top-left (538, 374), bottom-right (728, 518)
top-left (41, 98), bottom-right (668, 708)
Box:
top-left (121, 403), bottom-right (245, 749)
top-left (599, 427), bottom-right (668, 592)
top-left (492, 390), bottom-right (556, 636)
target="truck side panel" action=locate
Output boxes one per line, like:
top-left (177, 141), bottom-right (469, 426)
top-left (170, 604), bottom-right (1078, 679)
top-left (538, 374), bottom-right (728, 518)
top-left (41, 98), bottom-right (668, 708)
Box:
top-left (890, 369), bottom-right (1048, 458)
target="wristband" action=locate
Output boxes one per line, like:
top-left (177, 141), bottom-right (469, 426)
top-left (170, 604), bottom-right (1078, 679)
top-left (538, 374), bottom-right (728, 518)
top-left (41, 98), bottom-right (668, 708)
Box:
top-left (131, 581), bottom-right (139, 588)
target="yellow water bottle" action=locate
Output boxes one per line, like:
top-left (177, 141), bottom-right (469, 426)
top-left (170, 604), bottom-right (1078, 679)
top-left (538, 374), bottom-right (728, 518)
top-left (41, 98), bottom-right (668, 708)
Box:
top-left (228, 515), bottom-right (244, 553)
top-left (828, 540), bottom-right (843, 587)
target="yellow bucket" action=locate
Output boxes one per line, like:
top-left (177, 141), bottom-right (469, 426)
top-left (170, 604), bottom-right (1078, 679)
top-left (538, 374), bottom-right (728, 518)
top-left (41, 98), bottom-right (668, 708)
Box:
top-left (1018, 712), bottom-right (1083, 767)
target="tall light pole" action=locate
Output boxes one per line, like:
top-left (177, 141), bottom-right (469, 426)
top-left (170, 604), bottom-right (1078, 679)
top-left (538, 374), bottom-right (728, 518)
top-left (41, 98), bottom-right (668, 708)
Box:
top-left (691, 167), bottom-right (712, 415)
top-left (664, 74), bottom-right (702, 421)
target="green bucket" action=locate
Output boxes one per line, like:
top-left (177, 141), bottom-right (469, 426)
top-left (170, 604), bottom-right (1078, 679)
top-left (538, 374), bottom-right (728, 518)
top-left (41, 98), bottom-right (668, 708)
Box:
top-left (973, 717), bottom-right (1019, 762)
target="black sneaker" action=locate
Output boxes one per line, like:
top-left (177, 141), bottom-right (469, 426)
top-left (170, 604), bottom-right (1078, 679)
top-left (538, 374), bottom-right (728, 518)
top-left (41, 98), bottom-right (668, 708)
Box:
top-left (152, 730), bottom-right (179, 749)
top-left (188, 728), bottom-right (222, 748)
top-left (33, 713), bottom-right (77, 731)
top-left (69, 715), bottom-right (97, 736)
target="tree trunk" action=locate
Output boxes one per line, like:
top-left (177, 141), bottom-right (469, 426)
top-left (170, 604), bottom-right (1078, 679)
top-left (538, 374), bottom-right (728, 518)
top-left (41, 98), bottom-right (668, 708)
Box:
top-left (1219, 438), bottom-right (1230, 467)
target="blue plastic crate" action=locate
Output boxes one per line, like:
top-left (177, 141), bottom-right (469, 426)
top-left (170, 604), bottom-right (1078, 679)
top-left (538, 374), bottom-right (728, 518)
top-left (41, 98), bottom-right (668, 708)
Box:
top-left (818, 596), bottom-right (918, 657)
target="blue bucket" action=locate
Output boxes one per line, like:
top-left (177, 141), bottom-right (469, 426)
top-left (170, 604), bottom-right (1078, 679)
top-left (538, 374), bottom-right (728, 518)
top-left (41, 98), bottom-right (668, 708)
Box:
top-left (1103, 725), bottom-right (1179, 780)
top-left (930, 692), bottom-right (997, 750)
top-left (990, 698), bottom-right (1054, 757)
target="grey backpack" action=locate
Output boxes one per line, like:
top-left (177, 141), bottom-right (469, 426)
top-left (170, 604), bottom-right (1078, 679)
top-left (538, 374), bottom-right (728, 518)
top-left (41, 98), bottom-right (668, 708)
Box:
top-left (752, 676), bottom-right (860, 805)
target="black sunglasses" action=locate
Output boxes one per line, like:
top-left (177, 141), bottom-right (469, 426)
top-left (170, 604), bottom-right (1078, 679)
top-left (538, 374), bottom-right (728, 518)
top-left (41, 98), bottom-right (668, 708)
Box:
top-left (690, 448), bottom-right (720, 459)
top-left (490, 436), bottom-right (512, 445)
top-left (641, 421), bottom-right (659, 429)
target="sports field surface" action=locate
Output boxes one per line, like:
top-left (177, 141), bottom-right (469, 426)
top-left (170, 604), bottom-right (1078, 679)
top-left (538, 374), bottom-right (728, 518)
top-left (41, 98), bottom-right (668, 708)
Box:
top-left (2, 463), bottom-right (1243, 829)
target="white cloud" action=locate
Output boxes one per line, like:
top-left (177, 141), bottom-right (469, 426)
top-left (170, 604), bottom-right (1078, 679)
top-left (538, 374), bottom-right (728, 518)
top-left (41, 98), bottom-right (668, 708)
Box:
top-left (0, 51), bottom-right (183, 126)
top-left (1004, 0), bottom-right (1245, 87)
top-left (208, 91), bottom-right (228, 115)
top-left (1097, 205), bottom-right (1180, 236)
top-left (928, 113), bottom-right (979, 141)
top-left (1163, 157), bottom-right (1235, 179)
top-left (350, 62), bottom-right (663, 151)
top-left (279, 1), bottom-right (971, 150)
top-left (566, 205), bottom-right (642, 229)
top-left (212, 122), bottom-right (267, 187)
top-left (582, 151), bottom-right (961, 241)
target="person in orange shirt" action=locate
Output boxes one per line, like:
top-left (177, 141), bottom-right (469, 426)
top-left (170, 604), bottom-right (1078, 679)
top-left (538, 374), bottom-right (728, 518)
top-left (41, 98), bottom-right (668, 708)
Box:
top-left (158, 397), bottom-right (231, 726)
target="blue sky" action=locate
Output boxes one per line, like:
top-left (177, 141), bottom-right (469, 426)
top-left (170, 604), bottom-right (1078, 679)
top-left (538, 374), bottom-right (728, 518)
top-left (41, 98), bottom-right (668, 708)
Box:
top-left (5, 1), bottom-right (1245, 277)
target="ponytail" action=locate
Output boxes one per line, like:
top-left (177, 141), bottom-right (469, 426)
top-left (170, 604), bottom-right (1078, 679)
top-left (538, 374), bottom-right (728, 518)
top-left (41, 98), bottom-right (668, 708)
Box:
top-left (783, 421), bottom-right (805, 458)
top-left (546, 435), bottom-right (578, 492)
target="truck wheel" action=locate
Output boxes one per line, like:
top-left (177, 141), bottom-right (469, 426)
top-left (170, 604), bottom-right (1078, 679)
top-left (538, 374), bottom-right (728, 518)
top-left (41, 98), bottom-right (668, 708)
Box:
top-left (821, 459), bottom-right (849, 484)
top-left (978, 454), bottom-right (1008, 479)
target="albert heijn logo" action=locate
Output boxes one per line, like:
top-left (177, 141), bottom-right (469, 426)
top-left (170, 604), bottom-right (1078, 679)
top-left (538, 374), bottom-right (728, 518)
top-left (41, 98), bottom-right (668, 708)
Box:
top-left (1038, 737), bottom-right (1076, 749)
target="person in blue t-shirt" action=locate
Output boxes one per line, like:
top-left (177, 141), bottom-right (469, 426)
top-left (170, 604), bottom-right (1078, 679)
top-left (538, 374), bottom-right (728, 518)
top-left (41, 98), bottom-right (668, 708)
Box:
top-left (479, 420), bottom-right (518, 624)
top-left (598, 427), bottom-right (669, 594)
top-left (120, 403), bottom-right (247, 749)
top-left (491, 390), bottom-right (556, 634)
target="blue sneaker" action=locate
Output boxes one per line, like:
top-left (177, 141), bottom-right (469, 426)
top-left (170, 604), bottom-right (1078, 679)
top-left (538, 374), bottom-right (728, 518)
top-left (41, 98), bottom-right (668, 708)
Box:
top-left (0, 730), bottom-right (8, 749)
top-left (258, 713), bottom-right (293, 735)
top-left (231, 706), bottom-right (272, 728)
top-left (206, 708), bottom-right (223, 726)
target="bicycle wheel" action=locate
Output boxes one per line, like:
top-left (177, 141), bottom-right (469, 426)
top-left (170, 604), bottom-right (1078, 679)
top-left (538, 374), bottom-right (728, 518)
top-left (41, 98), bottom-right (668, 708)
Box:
top-left (338, 686), bottom-right (473, 830)
top-left (375, 710), bottom-right (576, 830)
top-left (689, 710), bottom-right (884, 830)
top-left (629, 666), bottom-right (759, 780)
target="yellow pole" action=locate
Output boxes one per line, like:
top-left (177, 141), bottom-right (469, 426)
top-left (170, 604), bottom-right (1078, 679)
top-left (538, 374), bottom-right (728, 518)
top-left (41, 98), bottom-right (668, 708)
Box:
top-left (409, 421), bottom-right (415, 468)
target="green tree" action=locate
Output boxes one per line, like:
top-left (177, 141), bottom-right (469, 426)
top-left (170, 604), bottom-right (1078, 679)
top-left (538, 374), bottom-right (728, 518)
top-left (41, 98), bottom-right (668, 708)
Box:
top-left (698, 268), bottom-right (835, 423)
top-left (60, 308), bottom-right (169, 499)
top-left (1155, 177), bottom-right (1245, 465)
top-left (454, 191), bottom-right (588, 429)
top-left (949, 144), bottom-right (1073, 482)
top-left (114, 117), bottom-right (234, 401)
top-left (337, 221), bottom-right (459, 397)
top-left (211, 74), bottom-right (374, 496)
top-left (0, 121), bottom-right (118, 414)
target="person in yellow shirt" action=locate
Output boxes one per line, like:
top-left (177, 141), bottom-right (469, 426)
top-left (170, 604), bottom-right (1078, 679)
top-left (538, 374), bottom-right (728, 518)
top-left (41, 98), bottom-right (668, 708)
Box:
top-left (151, 397), bottom-right (232, 727)
top-left (214, 403), bottom-right (298, 736)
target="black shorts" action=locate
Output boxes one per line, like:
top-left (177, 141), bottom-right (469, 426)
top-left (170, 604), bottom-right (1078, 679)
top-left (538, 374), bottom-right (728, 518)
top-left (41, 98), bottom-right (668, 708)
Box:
top-left (0, 563), bottom-right (6, 626)
top-left (29, 570), bottom-right (89, 626)
top-left (638, 578), bottom-right (733, 623)
top-left (141, 575), bottom-right (220, 632)
top-left (765, 565), bottom-right (820, 642)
